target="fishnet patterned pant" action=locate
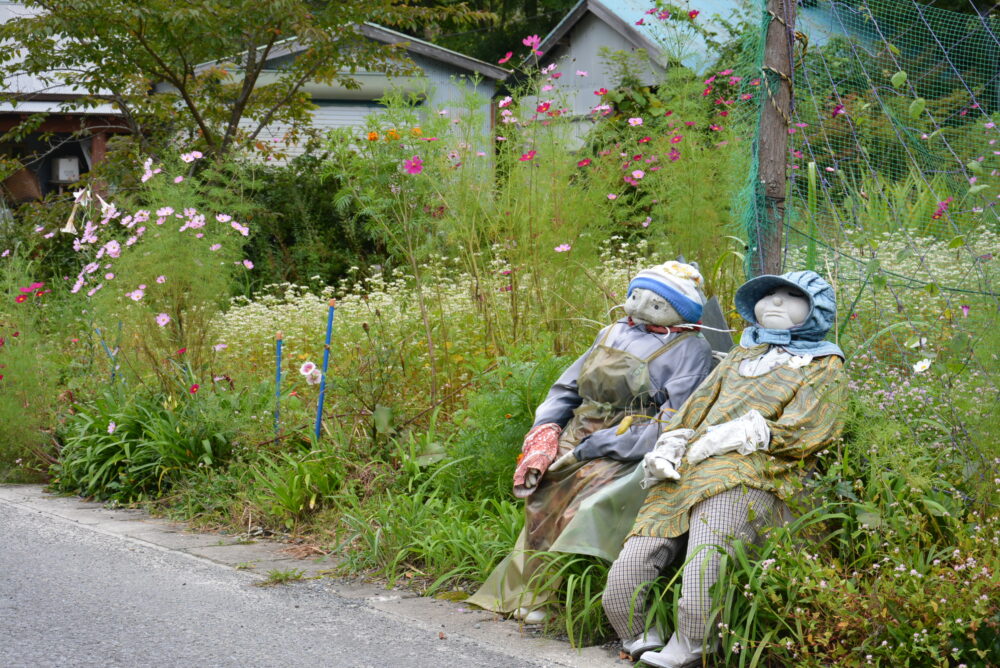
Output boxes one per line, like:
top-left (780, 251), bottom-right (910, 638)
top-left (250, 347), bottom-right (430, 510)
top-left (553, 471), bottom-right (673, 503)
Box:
top-left (603, 486), bottom-right (785, 641)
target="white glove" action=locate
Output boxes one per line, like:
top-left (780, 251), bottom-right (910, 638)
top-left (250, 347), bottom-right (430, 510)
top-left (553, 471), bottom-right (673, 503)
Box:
top-left (641, 428), bottom-right (695, 489)
top-left (685, 410), bottom-right (770, 466)
top-left (548, 450), bottom-right (578, 472)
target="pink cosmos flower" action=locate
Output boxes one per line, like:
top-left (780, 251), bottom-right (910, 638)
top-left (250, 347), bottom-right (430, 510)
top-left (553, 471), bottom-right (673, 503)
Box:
top-left (668, 149), bottom-right (681, 161)
top-left (670, 135), bottom-right (683, 144)
top-left (519, 150), bottom-right (537, 161)
top-left (156, 275), bottom-right (166, 284)
top-left (635, 18), bottom-right (645, 25)
top-left (105, 273), bottom-right (114, 280)
top-left (216, 214), bottom-right (232, 223)
top-left (638, 136), bottom-right (651, 144)
top-left (628, 117), bottom-right (643, 126)
top-left (242, 259), bottom-right (254, 270)
top-left (498, 96), bottom-right (513, 108)
top-left (631, 169), bottom-right (645, 179)
top-left (156, 313), bottom-right (171, 327)
top-left (960, 304), bottom-right (970, 317)
top-left (595, 88), bottom-right (608, 95)
top-left (1, 249), bottom-right (9, 258)
top-left (403, 155), bottom-right (424, 174)
top-left (108, 421), bottom-right (116, 434)
top-left (642, 217), bottom-right (652, 228)
top-left (498, 51), bottom-right (513, 64)
top-left (541, 84), bottom-right (554, 92)
top-left (214, 343), bottom-right (228, 351)
top-left (522, 34), bottom-right (542, 54)
top-left (537, 101), bottom-right (551, 113)
top-left (607, 193), bottom-right (618, 200)
top-left (554, 244), bottom-right (571, 252)
top-left (688, 10), bottom-right (700, 18)
top-left (577, 158), bottom-right (592, 167)
top-left (300, 361), bottom-right (317, 376)
top-left (832, 104), bottom-right (845, 117)
top-left (576, 70), bottom-right (588, 77)
top-left (210, 244), bottom-right (221, 251)
top-left (174, 176), bottom-right (184, 183)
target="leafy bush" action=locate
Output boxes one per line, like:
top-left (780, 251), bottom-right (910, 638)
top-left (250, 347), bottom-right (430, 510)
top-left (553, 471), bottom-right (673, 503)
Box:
top-left (54, 383), bottom-right (269, 501)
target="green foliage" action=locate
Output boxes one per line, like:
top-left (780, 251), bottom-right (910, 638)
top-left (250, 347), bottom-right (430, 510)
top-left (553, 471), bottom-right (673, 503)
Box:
top-left (250, 446), bottom-right (346, 531)
top-left (257, 568), bottom-right (306, 586)
top-left (0, 246), bottom-right (65, 481)
top-left (438, 351), bottom-right (569, 501)
top-left (53, 383), bottom-right (268, 502)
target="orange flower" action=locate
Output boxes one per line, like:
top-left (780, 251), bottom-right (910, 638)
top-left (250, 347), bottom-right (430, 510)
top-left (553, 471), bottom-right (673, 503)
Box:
top-left (367, 131), bottom-right (379, 141)
top-left (410, 127), bottom-right (422, 136)
top-left (386, 128), bottom-right (401, 141)
top-left (516, 452), bottom-right (525, 464)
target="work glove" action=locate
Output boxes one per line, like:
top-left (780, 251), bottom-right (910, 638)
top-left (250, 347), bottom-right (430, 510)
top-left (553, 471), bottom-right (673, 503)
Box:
top-left (641, 428), bottom-right (695, 489)
top-left (685, 410), bottom-right (770, 466)
top-left (513, 423), bottom-right (562, 498)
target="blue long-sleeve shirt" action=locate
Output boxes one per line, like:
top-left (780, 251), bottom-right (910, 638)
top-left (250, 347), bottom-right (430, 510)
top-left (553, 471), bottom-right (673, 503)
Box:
top-left (532, 319), bottom-right (713, 462)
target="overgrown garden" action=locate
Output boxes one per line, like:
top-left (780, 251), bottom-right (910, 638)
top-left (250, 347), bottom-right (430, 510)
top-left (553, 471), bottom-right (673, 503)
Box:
top-left (1, 1), bottom-right (998, 665)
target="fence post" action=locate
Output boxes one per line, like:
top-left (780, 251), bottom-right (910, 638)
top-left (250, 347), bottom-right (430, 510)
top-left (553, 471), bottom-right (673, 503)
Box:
top-left (754, 0), bottom-right (796, 275)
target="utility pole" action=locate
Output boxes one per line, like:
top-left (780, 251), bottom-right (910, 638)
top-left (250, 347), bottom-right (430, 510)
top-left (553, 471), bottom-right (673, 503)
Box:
top-left (754, 0), bottom-right (796, 276)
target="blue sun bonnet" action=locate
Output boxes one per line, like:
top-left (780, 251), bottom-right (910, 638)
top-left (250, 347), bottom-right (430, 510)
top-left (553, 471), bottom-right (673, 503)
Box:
top-left (735, 270), bottom-right (844, 359)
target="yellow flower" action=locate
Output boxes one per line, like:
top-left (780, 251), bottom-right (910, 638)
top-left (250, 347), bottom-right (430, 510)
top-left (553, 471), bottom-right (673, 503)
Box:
top-left (367, 131), bottom-right (379, 141)
top-left (410, 127), bottom-right (422, 136)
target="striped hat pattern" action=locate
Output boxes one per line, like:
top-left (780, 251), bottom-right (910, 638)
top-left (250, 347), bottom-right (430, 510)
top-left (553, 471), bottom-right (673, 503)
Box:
top-left (627, 261), bottom-right (706, 323)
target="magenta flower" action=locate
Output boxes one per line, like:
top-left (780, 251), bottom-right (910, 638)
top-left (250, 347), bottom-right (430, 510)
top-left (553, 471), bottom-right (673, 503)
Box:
top-left (960, 304), bottom-right (970, 317)
top-left (688, 9), bottom-right (699, 18)
top-left (554, 244), bottom-right (571, 252)
top-left (155, 313), bottom-right (171, 327)
top-left (670, 135), bottom-right (683, 144)
top-left (498, 51), bottom-right (513, 64)
top-left (522, 34), bottom-right (542, 55)
top-left (519, 150), bottom-right (537, 162)
top-left (403, 155), bottom-right (424, 174)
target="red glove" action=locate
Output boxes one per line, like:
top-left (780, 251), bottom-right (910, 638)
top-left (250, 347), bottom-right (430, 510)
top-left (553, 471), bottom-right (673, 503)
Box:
top-left (513, 423), bottom-right (562, 498)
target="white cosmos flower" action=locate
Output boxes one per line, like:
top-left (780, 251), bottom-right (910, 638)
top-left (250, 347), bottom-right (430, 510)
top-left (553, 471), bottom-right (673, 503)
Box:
top-left (913, 359), bottom-right (932, 374)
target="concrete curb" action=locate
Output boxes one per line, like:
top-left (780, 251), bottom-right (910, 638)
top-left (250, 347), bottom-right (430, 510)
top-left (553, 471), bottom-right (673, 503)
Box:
top-left (0, 484), bottom-right (622, 668)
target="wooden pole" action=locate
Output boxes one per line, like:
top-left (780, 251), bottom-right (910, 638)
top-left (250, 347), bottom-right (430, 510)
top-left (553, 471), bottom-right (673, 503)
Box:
top-left (756, 0), bottom-right (796, 276)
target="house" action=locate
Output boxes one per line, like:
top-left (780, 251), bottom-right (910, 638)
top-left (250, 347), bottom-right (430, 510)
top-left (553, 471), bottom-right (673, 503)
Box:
top-left (0, 0), bottom-right (128, 202)
top-left (534, 0), bottom-right (873, 120)
top-left (182, 23), bottom-right (510, 160)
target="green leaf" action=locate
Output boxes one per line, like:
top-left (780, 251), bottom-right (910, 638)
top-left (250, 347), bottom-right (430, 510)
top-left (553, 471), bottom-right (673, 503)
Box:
top-left (968, 184), bottom-right (989, 195)
top-left (857, 511), bottom-right (883, 528)
top-left (966, 160), bottom-right (984, 173)
top-left (373, 404), bottom-right (394, 434)
top-left (908, 98), bottom-right (926, 118)
top-left (924, 282), bottom-right (939, 296)
top-left (947, 235), bottom-right (965, 249)
top-left (890, 70), bottom-right (907, 88)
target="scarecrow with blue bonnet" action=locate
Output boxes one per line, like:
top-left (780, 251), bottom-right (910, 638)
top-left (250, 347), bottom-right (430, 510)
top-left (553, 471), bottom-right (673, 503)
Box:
top-left (603, 270), bottom-right (847, 668)
top-left (467, 261), bottom-right (715, 623)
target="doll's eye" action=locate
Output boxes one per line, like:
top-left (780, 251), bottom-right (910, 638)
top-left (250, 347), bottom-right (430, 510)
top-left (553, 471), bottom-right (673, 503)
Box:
top-left (653, 304), bottom-right (659, 309)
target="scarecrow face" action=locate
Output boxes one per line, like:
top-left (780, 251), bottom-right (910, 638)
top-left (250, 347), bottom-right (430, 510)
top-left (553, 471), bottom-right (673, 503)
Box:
top-left (625, 288), bottom-right (684, 327)
top-left (754, 286), bottom-right (809, 330)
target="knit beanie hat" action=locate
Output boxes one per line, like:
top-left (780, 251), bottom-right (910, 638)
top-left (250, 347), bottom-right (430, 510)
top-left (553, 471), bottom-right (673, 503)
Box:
top-left (627, 261), bottom-right (706, 323)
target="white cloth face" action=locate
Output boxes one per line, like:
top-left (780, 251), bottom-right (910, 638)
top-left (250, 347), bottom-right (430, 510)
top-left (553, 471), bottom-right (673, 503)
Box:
top-left (753, 286), bottom-right (810, 330)
top-left (685, 410), bottom-right (771, 465)
top-left (625, 287), bottom-right (684, 327)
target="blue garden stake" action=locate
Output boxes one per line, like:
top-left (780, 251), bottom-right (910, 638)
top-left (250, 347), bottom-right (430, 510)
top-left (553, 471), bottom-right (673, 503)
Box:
top-left (274, 331), bottom-right (283, 438)
top-left (314, 299), bottom-right (337, 441)
top-left (94, 327), bottom-right (117, 385)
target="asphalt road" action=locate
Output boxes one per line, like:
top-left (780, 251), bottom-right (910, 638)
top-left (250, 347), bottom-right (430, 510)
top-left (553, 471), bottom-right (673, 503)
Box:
top-left (0, 499), bottom-right (543, 668)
